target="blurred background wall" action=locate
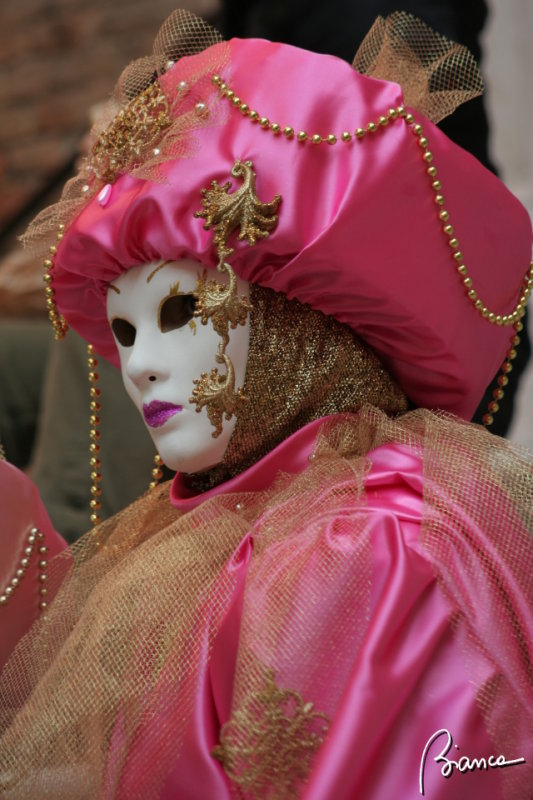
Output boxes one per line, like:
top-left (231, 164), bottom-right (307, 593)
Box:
top-left (483, 0), bottom-right (533, 448)
top-left (0, 0), bottom-right (218, 254)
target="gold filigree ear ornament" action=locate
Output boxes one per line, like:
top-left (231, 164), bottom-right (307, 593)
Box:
top-left (191, 159), bottom-right (281, 437)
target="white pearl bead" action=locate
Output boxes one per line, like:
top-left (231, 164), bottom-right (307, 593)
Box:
top-left (97, 184), bottom-right (112, 207)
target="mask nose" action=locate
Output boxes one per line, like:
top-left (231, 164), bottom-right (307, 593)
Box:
top-left (124, 335), bottom-right (167, 390)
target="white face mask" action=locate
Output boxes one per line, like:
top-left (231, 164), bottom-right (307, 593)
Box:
top-left (106, 260), bottom-right (250, 473)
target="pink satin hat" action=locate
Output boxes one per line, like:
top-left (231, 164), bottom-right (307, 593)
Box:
top-left (52, 35), bottom-right (532, 419)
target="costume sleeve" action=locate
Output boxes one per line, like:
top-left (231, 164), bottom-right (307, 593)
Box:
top-left (301, 443), bottom-right (508, 799)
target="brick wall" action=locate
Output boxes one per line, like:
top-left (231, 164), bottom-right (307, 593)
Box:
top-left (0, 0), bottom-right (219, 245)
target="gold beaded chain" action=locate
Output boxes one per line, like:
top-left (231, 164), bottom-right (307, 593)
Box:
top-left (212, 73), bottom-right (533, 329)
top-left (43, 224), bottom-right (69, 340)
top-left (87, 343), bottom-right (161, 526)
top-left (87, 345), bottom-right (102, 527)
top-left (0, 526), bottom-right (49, 612)
top-left (212, 73), bottom-right (533, 427)
top-left (482, 321), bottom-right (523, 427)
top-left (149, 453), bottom-right (163, 490)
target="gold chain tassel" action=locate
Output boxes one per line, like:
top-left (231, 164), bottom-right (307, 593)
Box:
top-left (43, 225), bottom-right (69, 339)
top-left (87, 345), bottom-right (102, 526)
top-left (482, 320), bottom-right (523, 427)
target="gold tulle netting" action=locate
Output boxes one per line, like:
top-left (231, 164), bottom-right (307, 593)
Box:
top-left (1, 408), bottom-right (532, 798)
top-left (352, 11), bottom-right (483, 123)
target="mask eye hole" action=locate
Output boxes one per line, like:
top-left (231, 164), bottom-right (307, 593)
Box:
top-left (111, 318), bottom-right (136, 347)
top-left (159, 293), bottom-right (197, 333)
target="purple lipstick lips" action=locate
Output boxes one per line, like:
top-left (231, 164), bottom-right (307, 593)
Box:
top-left (143, 400), bottom-right (183, 428)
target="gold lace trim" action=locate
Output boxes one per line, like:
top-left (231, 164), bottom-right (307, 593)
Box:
top-left (212, 668), bottom-right (329, 797)
top-left (90, 83), bottom-right (172, 184)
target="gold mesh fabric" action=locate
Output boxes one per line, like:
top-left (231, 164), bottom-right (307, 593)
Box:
top-left (186, 285), bottom-right (408, 490)
top-left (22, 9), bottom-right (228, 256)
top-left (1, 409), bottom-right (533, 797)
top-left (352, 11), bottom-right (484, 123)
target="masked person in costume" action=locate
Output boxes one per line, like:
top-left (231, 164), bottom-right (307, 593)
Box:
top-left (1, 9), bottom-right (533, 800)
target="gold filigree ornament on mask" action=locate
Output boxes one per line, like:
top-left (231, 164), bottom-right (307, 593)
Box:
top-left (190, 159), bottom-right (281, 437)
top-left (212, 667), bottom-right (330, 798)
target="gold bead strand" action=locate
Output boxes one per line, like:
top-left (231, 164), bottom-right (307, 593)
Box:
top-left (211, 75), bottom-right (406, 146)
top-left (408, 117), bottom-right (533, 327)
top-left (149, 453), bottom-right (163, 490)
top-left (482, 320), bottom-right (523, 427)
top-left (0, 526), bottom-right (48, 613)
top-left (211, 73), bottom-right (533, 331)
top-left (43, 225), bottom-right (69, 339)
top-left (37, 530), bottom-right (49, 611)
top-left (87, 344), bottom-right (102, 526)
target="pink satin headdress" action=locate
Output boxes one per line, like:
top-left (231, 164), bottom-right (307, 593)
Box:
top-left (44, 15), bottom-right (532, 419)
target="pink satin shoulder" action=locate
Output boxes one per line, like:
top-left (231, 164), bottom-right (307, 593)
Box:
top-left (302, 443), bottom-right (503, 800)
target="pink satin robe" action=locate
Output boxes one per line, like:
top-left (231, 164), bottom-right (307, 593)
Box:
top-left (2, 418), bottom-right (531, 798)
top-left (157, 419), bottom-right (531, 799)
